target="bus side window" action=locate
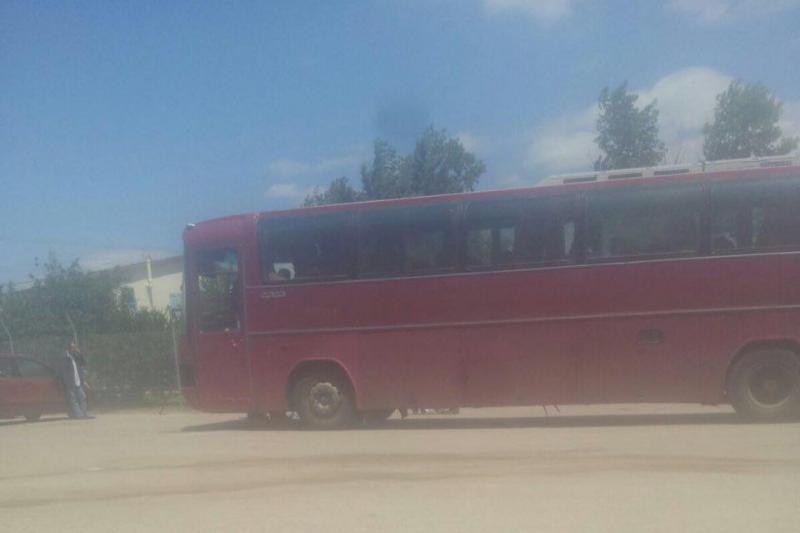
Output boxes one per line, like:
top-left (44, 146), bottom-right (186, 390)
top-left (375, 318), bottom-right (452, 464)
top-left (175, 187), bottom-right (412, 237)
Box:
top-left (465, 195), bottom-right (577, 270)
top-left (586, 184), bottom-right (702, 260)
top-left (465, 200), bottom-right (521, 269)
top-left (711, 177), bottom-right (800, 253)
top-left (358, 209), bottom-right (404, 277)
top-left (258, 214), bottom-right (351, 283)
top-left (195, 249), bottom-right (240, 332)
top-left (357, 205), bottom-right (456, 278)
top-left (404, 205), bottom-right (456, 274)
top-left (517, 195), bottom-right (579, 265)
top-left (466, 227), bottom-right (494, 267)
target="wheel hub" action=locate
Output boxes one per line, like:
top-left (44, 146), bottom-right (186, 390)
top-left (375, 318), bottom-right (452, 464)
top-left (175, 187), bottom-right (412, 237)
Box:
top-left (308, 382), bottom-right (342, 418)
top-left (749, 365), bottom-right (793, 408)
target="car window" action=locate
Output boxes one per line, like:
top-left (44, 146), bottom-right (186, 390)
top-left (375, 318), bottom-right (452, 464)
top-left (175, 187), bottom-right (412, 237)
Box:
top-left (15, 358), bottom-right (56, 379)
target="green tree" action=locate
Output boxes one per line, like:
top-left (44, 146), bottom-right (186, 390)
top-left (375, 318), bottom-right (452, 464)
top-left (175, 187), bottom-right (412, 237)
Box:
top-left (305, 126), bottom-right (486, 205)
top-left (703, 81), bottom-right (798, 161)
top-left (304, 177), bottom-right (363, 207)
top-left (361, 139), bottom-right (404, 200)
top-left (594, 83), bottom-right (665, 171)
top-left (402, 126), bottom-right (485, 196)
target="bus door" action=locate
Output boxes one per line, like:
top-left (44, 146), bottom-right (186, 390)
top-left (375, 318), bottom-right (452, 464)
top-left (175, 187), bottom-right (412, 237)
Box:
top-left (191, 248), bottom-right (250, 410)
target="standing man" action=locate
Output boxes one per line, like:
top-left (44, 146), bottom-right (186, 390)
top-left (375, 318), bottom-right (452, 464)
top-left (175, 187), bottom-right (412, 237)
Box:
top-left (63, 341), bottom-right (92, 419)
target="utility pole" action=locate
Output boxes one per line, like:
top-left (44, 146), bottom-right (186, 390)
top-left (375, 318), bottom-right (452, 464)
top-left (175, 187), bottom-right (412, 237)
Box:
top-left (168, 303), bottom-right (184, 406)
top-left (145, 255), bottom-right (155, 309)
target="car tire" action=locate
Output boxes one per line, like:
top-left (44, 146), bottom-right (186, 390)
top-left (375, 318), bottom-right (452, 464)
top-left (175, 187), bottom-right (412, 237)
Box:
top-left (728, 349), bottom-right (800, 421)
top-left (293, 372), bottom-right (356, 429)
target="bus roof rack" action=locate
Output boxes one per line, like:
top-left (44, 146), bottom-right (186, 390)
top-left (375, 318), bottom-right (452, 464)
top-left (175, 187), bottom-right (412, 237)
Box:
top-left (536, 154), bottom-right (800, 187)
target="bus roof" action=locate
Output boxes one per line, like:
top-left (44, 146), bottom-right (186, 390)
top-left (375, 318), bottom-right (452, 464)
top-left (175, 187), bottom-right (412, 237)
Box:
top-left (190, 154), bottom-right (800, 229)
top-left (537, 154), bottom-right (800, 187)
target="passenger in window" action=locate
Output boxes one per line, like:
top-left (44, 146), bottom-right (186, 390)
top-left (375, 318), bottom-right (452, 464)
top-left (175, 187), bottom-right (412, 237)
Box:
top-left (268, 269), bottom-right (290, 281)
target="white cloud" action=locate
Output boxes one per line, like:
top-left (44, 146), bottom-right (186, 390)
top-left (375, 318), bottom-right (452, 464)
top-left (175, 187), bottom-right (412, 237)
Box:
top-left (456, 131), bottom-right (484, 154)
top-left (264, 183), bottom-right (313, 200)
top-left (527, 67), bottom-right (735, 173)
top-left (266, 159), bottom-right (310, 178)
top-left (81, 249), bottom-right (170, 271)
top-left (527, 106), bottom-right (598, 172)
top-left (265, 152), bottom-right (365, 201)
top-left (637, 67), bottom-right (732, 163)
top-left (483, 0), bottom-right (575, 25)
top-left (668, 0), bottom-right (800, 23)
top-left (266, 155), bottom-right (361, 180)
top-left (497, 174), bottom-right (526, 188)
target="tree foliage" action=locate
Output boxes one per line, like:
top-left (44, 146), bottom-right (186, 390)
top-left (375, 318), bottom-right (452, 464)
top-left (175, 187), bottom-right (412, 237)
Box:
top-left (303, 177), bottom-right (363, 206)
top-left (703, 81), bottom-right (798, 161)
top-left (361, 139), bottom-right (405, 200)
top-left (594, 83), bottom-right (665, 171)
top-left (403, 127), bottom-right (485, 196)
top-left (305, 126), bottom-right (486, 206)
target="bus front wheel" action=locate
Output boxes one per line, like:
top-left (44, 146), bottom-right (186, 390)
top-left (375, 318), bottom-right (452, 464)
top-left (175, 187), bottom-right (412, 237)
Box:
top-left (729, 349), bottom-right (800, 421)
top-left (292, 372), bottom-right (356, 429)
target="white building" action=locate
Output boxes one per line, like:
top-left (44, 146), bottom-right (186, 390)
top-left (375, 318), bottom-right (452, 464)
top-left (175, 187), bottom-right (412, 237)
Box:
top-left (115, 255), bottom-right (183, 313)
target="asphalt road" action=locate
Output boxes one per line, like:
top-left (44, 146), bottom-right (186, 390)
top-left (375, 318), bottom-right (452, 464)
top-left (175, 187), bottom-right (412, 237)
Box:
top-left (2, 404), bottom-right (799, 532)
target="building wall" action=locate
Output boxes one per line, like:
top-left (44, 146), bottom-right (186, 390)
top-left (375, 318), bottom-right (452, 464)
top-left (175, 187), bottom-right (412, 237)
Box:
top-left (123, 270), bottom-right (183, 312)
top-left (115, 256), bottom-right (184, 313)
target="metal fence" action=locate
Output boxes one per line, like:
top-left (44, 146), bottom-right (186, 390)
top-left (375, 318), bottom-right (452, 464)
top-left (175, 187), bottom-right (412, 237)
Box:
top-left (7, 330), bottom-right (178, 407)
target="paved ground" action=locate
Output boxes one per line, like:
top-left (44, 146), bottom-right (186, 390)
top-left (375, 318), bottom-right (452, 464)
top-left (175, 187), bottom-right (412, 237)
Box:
top-left (1, 404), bottom-right (799, 532)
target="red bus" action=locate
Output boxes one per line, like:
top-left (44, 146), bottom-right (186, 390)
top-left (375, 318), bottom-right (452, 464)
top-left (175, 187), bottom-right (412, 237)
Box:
top-left (180, 155), bottom-right (800, 428)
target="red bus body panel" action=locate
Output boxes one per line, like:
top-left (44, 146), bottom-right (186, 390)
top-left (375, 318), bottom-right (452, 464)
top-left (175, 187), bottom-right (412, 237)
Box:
top-left (181, 165), bottom-right (800, 414)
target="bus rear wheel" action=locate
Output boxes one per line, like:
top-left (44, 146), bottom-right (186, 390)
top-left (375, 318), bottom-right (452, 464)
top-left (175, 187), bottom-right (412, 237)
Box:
top-left (728, 349), bottom-right (800, 421)
top-left (292, 372), bottom-right (356, 429)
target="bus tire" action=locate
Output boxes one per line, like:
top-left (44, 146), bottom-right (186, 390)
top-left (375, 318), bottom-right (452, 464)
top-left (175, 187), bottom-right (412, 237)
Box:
top-left (292, 371), bottom-right (356, 429)
top-left (24, 413), bottom-right (41, 422)
top-left (361, 409), bottom-right (394, 425)
top-left (728, 349), bottom-right (800, 421)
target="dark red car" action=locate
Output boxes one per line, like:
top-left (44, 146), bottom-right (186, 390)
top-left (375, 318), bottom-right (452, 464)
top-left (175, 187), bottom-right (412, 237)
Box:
top-left (0, 354), bottom-right (67, 421)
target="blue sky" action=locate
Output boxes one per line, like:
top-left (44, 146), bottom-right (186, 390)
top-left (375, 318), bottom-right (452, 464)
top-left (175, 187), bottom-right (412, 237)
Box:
top-left (2, 0), bottom-right (799, 283)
